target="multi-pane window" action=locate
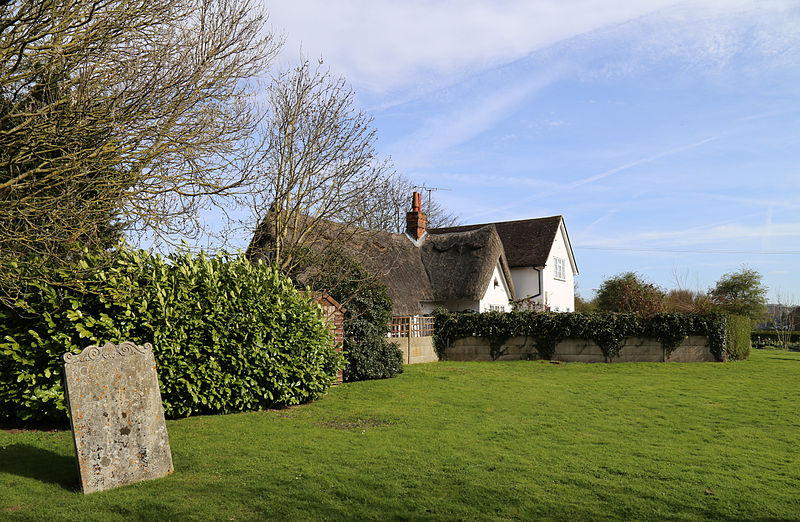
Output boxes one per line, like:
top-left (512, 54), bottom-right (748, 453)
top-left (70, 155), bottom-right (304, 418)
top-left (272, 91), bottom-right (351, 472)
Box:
top-left (554, 257), bottom-right (566, 280)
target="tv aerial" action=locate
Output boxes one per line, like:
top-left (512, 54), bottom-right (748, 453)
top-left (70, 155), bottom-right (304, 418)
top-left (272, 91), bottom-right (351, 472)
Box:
top-left (413, 185), bottom-right (451, 214)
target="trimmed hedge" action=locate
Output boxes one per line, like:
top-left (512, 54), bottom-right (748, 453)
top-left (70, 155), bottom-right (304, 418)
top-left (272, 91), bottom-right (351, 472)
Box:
top-left (752, 330), bottom-right (800, 344)
top-left (0, 250), bottom-right (343, 422)
top-left (725, 315), bottom-right (751, 360)
top-left (433, 309), bottom-right (731, 362)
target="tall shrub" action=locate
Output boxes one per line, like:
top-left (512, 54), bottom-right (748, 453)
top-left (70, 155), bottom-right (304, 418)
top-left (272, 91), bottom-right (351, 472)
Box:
top-left (725, 314), bottom-right (751, 360)
top-left (595, 272), bottom-right (666, 315)
top-left (0, 249), bottom-right (343, 422)
top-left (710, 267), bottom-right (768, 321)
top-left (302, 250), bottom-right (403, 382)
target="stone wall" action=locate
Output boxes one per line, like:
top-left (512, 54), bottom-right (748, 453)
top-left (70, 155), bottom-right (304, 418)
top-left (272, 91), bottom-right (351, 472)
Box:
top-left (388, 336), bottom-right (438, 364)
top-left (446, 335), bottom-right (716, 363)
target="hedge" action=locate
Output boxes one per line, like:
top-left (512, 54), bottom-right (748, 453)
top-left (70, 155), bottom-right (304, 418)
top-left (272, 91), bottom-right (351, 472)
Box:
top-left (725, 315), bottom-right (751, 360)
top-left (0, 249), bottom-right (344, 423)
top-left (433, 309), bottom-right (735, 362)
top-left (752, 330), bottom-right (800, 344)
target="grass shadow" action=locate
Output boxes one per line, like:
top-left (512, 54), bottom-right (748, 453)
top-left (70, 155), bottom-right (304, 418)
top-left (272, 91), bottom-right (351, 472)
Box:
top-left (0, 443), bottom-right (79, 491)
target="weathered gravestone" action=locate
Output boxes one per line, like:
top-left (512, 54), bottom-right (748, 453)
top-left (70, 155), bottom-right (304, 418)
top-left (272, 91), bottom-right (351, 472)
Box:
top-left (63, 341), bottom-right (173, 494)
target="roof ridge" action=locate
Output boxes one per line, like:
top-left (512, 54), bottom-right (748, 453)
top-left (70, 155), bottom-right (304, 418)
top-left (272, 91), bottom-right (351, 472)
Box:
top-left (429, 215), bottom-right (562, 231)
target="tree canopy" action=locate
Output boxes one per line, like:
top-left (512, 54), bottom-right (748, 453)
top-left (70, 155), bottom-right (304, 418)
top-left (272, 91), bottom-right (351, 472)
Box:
top-left (0, 0), bottom-right (280, 301)
top-left (709, 267), bottom-right (768, 321)
top-left (595, 272), bottom-right (667, 315)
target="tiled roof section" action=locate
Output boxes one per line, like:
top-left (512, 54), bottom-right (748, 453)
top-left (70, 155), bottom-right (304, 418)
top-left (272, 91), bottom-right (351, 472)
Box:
top-left (429, 216), bottom-right (563, 268)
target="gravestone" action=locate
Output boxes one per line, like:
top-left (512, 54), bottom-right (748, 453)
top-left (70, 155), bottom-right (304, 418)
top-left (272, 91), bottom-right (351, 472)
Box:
top-left (63, 341), bottom-right (173, 494)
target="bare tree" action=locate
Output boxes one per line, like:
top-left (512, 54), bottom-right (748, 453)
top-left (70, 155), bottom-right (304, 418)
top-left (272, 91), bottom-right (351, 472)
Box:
top-left (244, 60), bottom-right (400, 273)
top-left (356, 173), bottom-right (461, 233)
top-left (772, 290), bottom-right (797, 350)
top-left (0, 0), bottom-right (281, 301)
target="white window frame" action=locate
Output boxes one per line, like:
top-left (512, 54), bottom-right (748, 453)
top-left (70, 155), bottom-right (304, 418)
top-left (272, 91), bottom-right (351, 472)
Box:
top-left (554, 257), bottom-right (566, 281)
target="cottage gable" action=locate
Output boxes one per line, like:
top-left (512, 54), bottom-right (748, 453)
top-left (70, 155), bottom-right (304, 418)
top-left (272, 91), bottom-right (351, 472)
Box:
top-left (430, 215), bottom-right (578, 312)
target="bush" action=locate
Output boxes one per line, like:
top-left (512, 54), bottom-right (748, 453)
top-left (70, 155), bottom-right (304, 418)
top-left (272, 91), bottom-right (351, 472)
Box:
top-left (595, 272), bottom-right (666, 315)
top-left (302, 250), bottom-right (403, 382)
top-left (343, 335), bottom-right (404, 381)
top-left (710, 267), bottom-right (768, 321)
top-left (752, 330), bottom-right (800, 346)
top-left (0, 249), bottom-right (343, 422)
top-left (666, 289), bottom-right (716, 314)
top-left (725, 314), bottom-right (751, 360)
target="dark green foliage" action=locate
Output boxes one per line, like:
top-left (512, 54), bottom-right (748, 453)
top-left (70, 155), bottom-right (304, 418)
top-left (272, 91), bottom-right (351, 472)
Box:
top-left (305, 250), bottom-right (403, 382)
top-left (752, 330), bottom-right (800, 344)
top-left (595, 272), bottom-right (667, 315)
top-left (710, 267), bottom-right (768, 321)
top-left (342, 336), bottom-right (404, 381)
top-left (433, 309), bottom-right (731, 362)
top-left (725, 314), bottom-right (751, 360)
top-left (0, 249), bottom-right (343, 422)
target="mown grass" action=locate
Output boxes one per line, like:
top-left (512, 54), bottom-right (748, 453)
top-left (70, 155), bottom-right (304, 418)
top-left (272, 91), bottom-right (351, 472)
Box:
top-left (2, 350), bottom-right (799, 520)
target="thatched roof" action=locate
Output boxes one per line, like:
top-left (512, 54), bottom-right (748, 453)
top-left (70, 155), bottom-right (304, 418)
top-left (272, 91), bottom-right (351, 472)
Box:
top-left (421, 225), bottom-right (514, 304)
top-left (247, 213), bottom-right (514, 316)
top-left (429, 216), bottom-right (566, 269)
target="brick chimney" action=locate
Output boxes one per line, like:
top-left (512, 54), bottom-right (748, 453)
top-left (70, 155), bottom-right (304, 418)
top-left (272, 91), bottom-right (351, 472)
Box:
top-left (405, 191), bottom-right (427, 240)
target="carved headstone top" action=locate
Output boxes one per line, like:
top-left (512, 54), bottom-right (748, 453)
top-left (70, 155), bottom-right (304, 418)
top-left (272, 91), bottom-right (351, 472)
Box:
top-left (63, 341), bottom-right (173, 494)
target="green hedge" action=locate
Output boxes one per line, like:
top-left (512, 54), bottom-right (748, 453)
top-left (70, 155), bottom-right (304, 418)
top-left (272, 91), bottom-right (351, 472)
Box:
top-left (0, 250), bottom-right (343, 422)
top-left (725, 315), bottom-right (751, 360)
top-left (752, 330), bottom-right (800, 344)
top-left (433, 310), bottom-right (730, 362)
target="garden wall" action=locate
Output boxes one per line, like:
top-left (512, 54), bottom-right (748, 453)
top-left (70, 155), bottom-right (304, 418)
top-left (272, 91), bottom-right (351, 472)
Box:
top-left (447, 335), bottom-right (715, 363)
top-left (388, 336), bottom-right (438, 364)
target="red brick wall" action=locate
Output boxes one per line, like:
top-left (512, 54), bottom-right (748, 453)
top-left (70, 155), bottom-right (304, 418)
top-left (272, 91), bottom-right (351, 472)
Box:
top-left (315, 293), bottom-right (345, 384)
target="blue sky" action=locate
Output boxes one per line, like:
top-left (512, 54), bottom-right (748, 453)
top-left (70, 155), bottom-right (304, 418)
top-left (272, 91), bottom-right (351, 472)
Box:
top-left (266, 0), bottom-right (800, 302)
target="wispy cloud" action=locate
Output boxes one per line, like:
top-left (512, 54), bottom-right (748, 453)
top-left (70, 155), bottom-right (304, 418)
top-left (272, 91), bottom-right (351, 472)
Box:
top-left (268, 1), bottom-right (800, 96)
top-left (471, 135), bottom-right (719, 220)
top-left (432, 172), bottom-right (559, 191)
top-left (391, 69), bottom-right (566, 168)
top-left (267, 0), bottom-right (678, 94)
top-left (580, 221), bottom-right (800, 249)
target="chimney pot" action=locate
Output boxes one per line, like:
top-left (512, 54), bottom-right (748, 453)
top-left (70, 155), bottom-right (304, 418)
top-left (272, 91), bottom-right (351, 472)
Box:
top-left (405, 191), bottom-right (427, 240)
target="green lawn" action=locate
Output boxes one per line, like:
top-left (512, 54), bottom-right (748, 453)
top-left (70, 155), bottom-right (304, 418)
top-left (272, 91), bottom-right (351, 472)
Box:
top-left (2, 350), bottom-right (800, 520)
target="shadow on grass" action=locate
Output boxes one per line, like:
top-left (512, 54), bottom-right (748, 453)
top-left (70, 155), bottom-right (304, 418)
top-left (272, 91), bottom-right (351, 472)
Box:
top-left (0, 444), bottom-right (79, 491)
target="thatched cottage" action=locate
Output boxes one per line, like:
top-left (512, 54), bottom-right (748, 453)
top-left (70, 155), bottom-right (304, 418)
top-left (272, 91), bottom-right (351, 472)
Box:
top-left (247, 192), bottom-right (577, 316)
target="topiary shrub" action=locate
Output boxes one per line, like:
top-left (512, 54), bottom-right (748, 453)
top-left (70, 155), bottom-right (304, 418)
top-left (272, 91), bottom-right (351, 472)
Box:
top-left (725, 314), bottom-right (751, 360)
top-left (0, 249), bottom-right (343, 423)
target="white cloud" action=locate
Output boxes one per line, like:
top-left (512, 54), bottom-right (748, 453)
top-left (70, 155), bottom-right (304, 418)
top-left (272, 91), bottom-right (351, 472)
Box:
top-left (267, 1), bottom-right (800, 95)
top-left (267, 0), bottom-right (683, 94)
top-left (389, 69), bottom-right (565, 167)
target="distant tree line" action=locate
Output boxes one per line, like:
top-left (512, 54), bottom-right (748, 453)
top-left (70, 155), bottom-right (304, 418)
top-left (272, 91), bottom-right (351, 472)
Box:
top-left (576, 267), bottom-right (769, 323)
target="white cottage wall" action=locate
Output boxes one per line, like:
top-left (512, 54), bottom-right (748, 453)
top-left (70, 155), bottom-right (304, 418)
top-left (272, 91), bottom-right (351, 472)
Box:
top-left (509, 267), bottom-right (541, 301)
top-left (478, 262), bottom-right (512, 312)
top-left (541, 224), bottom-right (574, 312)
